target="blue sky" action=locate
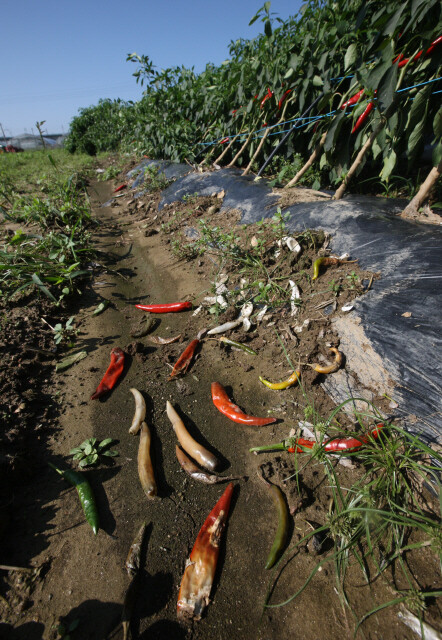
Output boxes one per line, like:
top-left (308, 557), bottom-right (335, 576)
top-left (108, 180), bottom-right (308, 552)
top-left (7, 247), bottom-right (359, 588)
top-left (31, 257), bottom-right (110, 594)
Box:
top-left (1, 0), bottom-right (304, 137)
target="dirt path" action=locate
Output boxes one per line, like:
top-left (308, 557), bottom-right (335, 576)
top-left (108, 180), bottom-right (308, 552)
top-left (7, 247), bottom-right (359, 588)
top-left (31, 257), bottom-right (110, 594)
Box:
top-left (2, 176), bottom-right (441, 640)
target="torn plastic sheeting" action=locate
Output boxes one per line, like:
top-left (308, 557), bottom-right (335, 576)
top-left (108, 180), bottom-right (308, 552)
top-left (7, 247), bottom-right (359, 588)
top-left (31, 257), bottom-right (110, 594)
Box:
top-left (158, 164), bottom-right (442, 442)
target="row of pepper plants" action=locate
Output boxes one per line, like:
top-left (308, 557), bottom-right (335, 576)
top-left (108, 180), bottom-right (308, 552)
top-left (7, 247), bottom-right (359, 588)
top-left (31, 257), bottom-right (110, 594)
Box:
top-left (65, 0), bottom-right (441, 206)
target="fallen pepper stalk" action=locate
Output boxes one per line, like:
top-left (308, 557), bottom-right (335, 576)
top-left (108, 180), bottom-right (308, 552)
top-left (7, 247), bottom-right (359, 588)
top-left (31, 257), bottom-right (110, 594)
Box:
top-left (91, 347), bottom-right (125, 400)
top-left (211, 381), bottom-right (277, 426)
top-left (250, 424), bottom-right (384, 454)
top-left (135, 301), bottom-right (192, 313)
top-left (177, 482), bottom-right (234, 621)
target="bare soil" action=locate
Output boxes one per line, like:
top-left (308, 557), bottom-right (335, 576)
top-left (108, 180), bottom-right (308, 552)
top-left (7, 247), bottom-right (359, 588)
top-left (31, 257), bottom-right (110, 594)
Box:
top-left (1, 168), bottom-right (441, 640)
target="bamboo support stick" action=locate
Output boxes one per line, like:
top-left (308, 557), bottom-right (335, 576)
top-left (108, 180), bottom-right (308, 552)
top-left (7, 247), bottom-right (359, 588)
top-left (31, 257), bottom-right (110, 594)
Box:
top-left (227, 125), bottom-right (257, 168)
top-left (400, 160), bottom-right (442, 218)
top-left (333, 121), bottom-right (385, 200)
top-left (285, 132), bottom-right (327, 188)
top-left (242, 128), bottom-right (270, 175)
top-left (213, 132), bottom-right (243, 165)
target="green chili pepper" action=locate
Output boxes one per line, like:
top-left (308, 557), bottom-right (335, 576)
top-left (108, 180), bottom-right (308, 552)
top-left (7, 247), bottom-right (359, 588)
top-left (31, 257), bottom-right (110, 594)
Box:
top-left (265, 484), bottom-right (289, 569)
top-left (49, 463), bottom-right (99, 535)
top-left (219, 337), bottom-right (257, 355)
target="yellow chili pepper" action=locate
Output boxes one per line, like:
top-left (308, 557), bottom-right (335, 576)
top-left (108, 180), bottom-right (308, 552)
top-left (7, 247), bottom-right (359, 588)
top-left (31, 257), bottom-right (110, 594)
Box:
top-left (259, 369), bottom-right (301, 390)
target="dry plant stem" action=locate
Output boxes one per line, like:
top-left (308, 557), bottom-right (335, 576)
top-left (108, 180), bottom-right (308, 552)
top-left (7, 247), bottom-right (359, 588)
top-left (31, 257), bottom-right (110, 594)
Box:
top-left (285, 131), bottom-right (327, 188)
top-left (213, 131), bottom-right (243, 165)
top-left (242, 127), bottom-right (270, 175)
top-left (334, 121), bottom-right (385, 199)
top-left (401, 159), bottom-right (442, 218)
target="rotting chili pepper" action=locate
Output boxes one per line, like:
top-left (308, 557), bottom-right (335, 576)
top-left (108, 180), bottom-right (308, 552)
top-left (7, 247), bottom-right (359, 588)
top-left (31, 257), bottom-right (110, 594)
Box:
top-left (218, 337), bottom-right (257, 355)
top-left (148, 333), bottom-right (182, 345)
top-left (264, 483), bottom-right (289, 569)
top-left (91, 347), bottom-right (125, 400)
top-left (259, 369), bottom-right (301, 390)
top-left (278, 89), bottom-right (292, 110)
top-left (211, 381), bottom-right (277, 426)
top-left (169, 339), bottom-right (200, 380)
top-left (352, 100), bottom-right (375, 134)
top-left (249, 424), bottom-right (384, 454)
top-left (341, 89), bottom-right (365, 109)
top-left (309, 348), bottom-right (342, 374)
top-left (167, 401), bottom-right (219, 471)
top-left (177, 482), bottom-right (234, 621)
top-left (175, 446), bottom-right (243, 485)
top-left (312, 256), bottom-right (357, 280)
top-left (135, 301), bottom-right (192, 313)
top-left (113, 183), bottom-right (127, 193)
top-left (49, 463), bottom-right (99, 534)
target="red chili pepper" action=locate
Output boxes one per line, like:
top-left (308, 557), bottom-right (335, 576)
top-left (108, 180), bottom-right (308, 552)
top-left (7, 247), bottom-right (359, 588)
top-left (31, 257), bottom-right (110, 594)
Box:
top-left (169, 339), bottom-right (200, 380)
top-left (113, 184), bottom-right (127, 193)
top-left (135, 301), bottom-right (192, 313)
top-left (397, 35), bottom-right (441, 68)
top-left (351, 100), bottom-right (375, 134)
top-left (177, 482), bottom-right (234, 620)
top-left (278, 89), bottom-right (292, 110)
top-left (260, 88), bottom-right (274, 109)
top-left (250, 424), bottom-right (384, 454)
top-left (341, 89), bottom-right (365, 110)
top-left (91, 347), bottom-right (125, 400)
top-left (220, 137), bottom-right (229, 144)
top-left (211, 382), bottom-right (277, 426)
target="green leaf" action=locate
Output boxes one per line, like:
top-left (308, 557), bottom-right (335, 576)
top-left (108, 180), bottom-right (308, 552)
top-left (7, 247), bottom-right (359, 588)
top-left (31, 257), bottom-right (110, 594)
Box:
top-left (324, 112), bottom-right (345, 153)
top-left (31, 273), bottom-right (57, 303)
top-left (344, 44), bottom-right (358, 71)
top-left (69, 447), bottom-right (83, 455)
top-left (312, 75), bottom-right (323, 88)
top-left (432, 140), bottom-right (442, 167)
top-left (406, 84), bottom-right (431, 134)
top-left (97, 438), bottom-right (114, 450)
top-left (84, 443), bottom-right (93, 455)
top-left (377, 64), bottom-right (397, 113)
top-left (103, 450), bottom-right (119, 457)
top-left (380, 149), bottom-right (397, 182)
top-left (432, 106), bottom-right (441, 140)
top-left (55, 351), bottom-right (87, 372)
top-left (264, 19), bottom-right (272, 37)
top-left (382, 4), bottom-right (406, 35)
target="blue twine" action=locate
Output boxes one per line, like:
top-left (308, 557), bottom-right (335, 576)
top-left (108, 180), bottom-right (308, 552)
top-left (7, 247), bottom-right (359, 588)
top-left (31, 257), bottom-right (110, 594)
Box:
top-left (198, 75), bottom-right (442, 147)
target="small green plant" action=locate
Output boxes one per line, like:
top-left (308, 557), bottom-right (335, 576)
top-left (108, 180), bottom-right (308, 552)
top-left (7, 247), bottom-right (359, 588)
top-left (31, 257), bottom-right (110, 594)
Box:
top-left (346, 271), bottom-right (359, 289)
top-left (54, 618), bottom-right (80, 640)
top-left (99, 165), bottom-right (122, 181)
top-left (328, 279), bottom-right (342, 296)
top-left (69, 437), bottom-right (119, 467)
top-left (182, 192), bottom-right (199, 203)
top-left (143, 164), bottom-right (170, 191)
top-left (42, 316), bottom-right (78, 346)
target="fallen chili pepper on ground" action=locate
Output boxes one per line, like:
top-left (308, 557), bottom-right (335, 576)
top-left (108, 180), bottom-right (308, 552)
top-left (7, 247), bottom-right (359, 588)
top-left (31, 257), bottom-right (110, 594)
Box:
top-left (49, 463), bottom-right (99, 534)
top-left (91, 347), bottom-right (125, 400)
top-left (309, 348), bottom-right (342, 374)
top-left (113, 183), bottom-right (127, 193)
top-left (169, 338), bottom-right (200, 379)
top-left (312, 256), bottom-right (357, 280)
top-left (259, 369), bottom-right (301, 390)
top-left (211, 381), bottom-right (277, 426)
top-left (135, 301), bottom-right (192, 313)
top-left (177, 482), bottom-right (234, 621)
top-left (264, 483), bottom-right (289, 569)
top-left (217, 336), bottom-right (257, 355)
top-left (250, 424), bottom-right (384, 454)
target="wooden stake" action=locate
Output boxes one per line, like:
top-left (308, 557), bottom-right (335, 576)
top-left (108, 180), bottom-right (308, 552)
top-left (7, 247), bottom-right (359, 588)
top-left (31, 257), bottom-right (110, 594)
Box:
top-left (334, 121), bottom-right (385, 200)
top-left (242, 128), bottom-right (270, 175)
top-left (227, 126), bottom-right (257, 168)
top-left (213, 132), bottom-right (242, 165)
top-left (285, 132), bottom-right (327, 188)
top-left (400, 160), bottom-right (442, 219)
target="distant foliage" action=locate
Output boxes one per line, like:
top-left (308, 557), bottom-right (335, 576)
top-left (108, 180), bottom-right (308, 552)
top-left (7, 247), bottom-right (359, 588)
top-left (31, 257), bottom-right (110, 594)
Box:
top-left (66, 0), bottom-right (442, 189)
